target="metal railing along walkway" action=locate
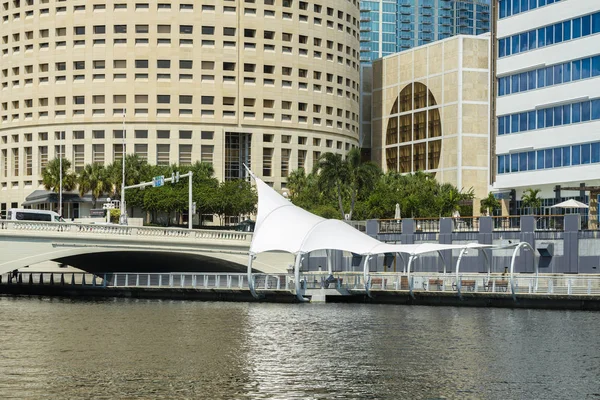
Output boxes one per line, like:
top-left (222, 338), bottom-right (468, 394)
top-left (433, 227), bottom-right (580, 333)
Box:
top-left (3, 271), bottom-right (600, 299)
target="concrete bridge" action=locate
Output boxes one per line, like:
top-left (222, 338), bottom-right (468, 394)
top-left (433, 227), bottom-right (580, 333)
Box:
top-left (0, 221), bottom-right (292, 275)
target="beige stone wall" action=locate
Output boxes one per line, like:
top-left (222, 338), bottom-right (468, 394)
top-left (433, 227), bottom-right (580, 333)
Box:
top-left (372, 35), bottom-right (490, 199)
top-left (0, 0), bottom-right (361, 208)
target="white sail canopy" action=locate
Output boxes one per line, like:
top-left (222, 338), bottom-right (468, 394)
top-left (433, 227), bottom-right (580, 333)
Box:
top-left (249, 174), bottom-right (493, 256)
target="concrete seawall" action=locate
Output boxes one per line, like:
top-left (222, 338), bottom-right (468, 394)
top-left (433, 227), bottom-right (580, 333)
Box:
top-left (3, 284), bottom-right (600, 310)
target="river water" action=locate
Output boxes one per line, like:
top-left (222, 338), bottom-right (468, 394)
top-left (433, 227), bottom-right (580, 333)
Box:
top-left (0, 297), bottom-right (599, 399)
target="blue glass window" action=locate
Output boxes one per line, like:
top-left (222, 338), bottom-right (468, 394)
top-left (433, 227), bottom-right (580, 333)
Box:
top-left (554, 148), bottom-right (562, 167)
top-left (498, 155), bottom-right (505, 174)
top-left (545, 149), bottom-right (553, 168)
top-left (573, 145), bottom-right (581, 165)
top-left (562, 146), bottom-right (570, 166)
top-left (528, 70), bottom-right (536, 90)
top-left (537, 110), bottom-right (545, 129)
top-left (528, 151), bottom-right (536, 170)
top-left (563, 104), bottom-right (571, 124)
top-left (528, 30), bottom-right (537, 50)
top-left (537, 68), bottom-right (546, 88)
top-left (498, 117), bottom-right (505, 135)
top-left (519, 152), bottom-right (527, 171)
top-left (521, 0), bottom-right (528, 12)
top-left (499, 39), bottom-right (506, 58)
top-left (538, 27), bottom-right (546, 47)
top-left (582, 143), bottom-right (591, 164)
top-left (573, 102), bottom-right (581, 123)
top-left (593, 99), bottom-right (600, 120)
top-left (545, 108), bottom-right (554, 127)
top-left (554, 23), bottom-right (563, 43)
top-left (593, 143), bottom-right (600, 163)
top-left (511, 153), bottom-right (519, 172)
top-left (520, 72), bottom-right (528, 91)
top-left (512, 0), bottom-right (520, 14)
top-left (554, 65), bottom-right (563, 84)
top-left (512, 75), bottom-right (520, 93)
top-left (582, 101), bottom-right (591, 121)
top-left (511, 114), bottom-right (519, 133)
top-left (520, 112), bottom-right (528, 131)
top-left (520, 33), bottom-right (528, 52)
top-left (512, 35), bottom-right (520, 54)
top-left (528, 110), bottom-right (536, 130)
top-left (593, 12), bottom-right (600, 34)
top-left (529, 0), bottom-right (536, 9)
top-left (554, 106), bottom-right (562, 126)
top-left (582, 15), bottom-right (592, 36)
top-left (563, 20), bottom-right (571, 41)
top-left (563, 62), bottom-right (571, 83)
top-left (546, 66), bottom-right (554, 86)
top-left (573, 17), bottom-right (582, 39)
top-left (593, 56), bottom-right (600, 76)
top-left (582, 58), bottom-right (591, 79)
top-left (537, 150), bottom-right (545, 169)
top-left (539, 0), bottom-right (546, 6)
top-left (572, 60), bottom-right (581, 80)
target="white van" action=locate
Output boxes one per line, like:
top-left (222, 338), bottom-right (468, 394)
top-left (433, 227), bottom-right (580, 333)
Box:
top-left (6, 208), bottom-right (65, 223)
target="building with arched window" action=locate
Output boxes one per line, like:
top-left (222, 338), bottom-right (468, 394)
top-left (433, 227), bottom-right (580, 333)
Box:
top-left (0, 0), bottom-right (361, 218)
top-left (371, 34), bottom-right (491, 200)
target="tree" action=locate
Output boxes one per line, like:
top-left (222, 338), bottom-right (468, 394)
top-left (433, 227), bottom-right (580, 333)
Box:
top-left (77, 163), bottom-right (112, 208)
top-left (317, 152), bottom-right (348, 219)
top-left (212, 180), bottom-right (257, 225)
top-left (345, 148), bottom-right (381, 220)
top-left (480, 192), bottom-right (501, 216)
top-left (42, 158), bottom-right (76, 193)
top-left (521, 188), bottom-right (542, 214)
top-left (316, 149), bottom-right (381, 220)
top-left (107, 154), bottom-right (150, 198)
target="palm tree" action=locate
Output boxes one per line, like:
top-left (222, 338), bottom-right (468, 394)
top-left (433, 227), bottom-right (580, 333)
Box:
top-left (317, 152), bottom-right (348, 219)
top-left (481, 192), bottom-right (501, 216)
top-left (521, 188), bottom-right (542, 214)
top-left (77, 163), bottom-right (112, 208)
top-left (345, 148), bottom-right (381, 220)
top-left (106, 154), bottom-right (149, 197)
top-left (42, 158), bottom-right (76, 193)
top-left (317, 148), bottom-right (381, 220)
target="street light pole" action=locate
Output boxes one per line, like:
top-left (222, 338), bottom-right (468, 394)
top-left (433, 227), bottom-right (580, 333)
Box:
top-left (59, 131), bottom-right (64, 217)
top-left (120, 112), bottom-right (127, 225)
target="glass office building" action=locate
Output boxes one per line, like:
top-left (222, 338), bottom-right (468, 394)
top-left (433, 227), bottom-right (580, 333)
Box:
top-left (494, 1), bottom-right (600, 222)
top-left (359, 0), bottom-right (491, 63)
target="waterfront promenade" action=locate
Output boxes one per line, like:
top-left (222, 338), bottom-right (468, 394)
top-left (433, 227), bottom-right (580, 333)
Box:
top-left (3, 270), bottom-right (600, 310)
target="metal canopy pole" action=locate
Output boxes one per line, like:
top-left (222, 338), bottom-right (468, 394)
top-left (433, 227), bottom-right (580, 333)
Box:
top-left (363, 255), bottom-right (372, 298)
top-left (294, 252), bottom-right (308, 302)
top-left (509, 242), bottom-right (535, 301)
top-left (247, 253), bottom-right (259, 299)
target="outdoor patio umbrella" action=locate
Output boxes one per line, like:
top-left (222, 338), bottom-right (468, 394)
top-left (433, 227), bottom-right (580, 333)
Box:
top-left (550, 199), bottom-right (589, 209)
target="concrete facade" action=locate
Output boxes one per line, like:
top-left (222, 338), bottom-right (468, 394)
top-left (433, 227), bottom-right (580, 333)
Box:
top-left (371, 34), bottom-right (491, 199)
top-left (0, 0), bottom-right (361, 215)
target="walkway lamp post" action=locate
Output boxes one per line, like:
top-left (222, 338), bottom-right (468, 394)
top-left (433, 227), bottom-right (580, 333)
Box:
top-left (58, 131), bottom-right (64, 217)
top-left (120, 112), bottom-right (127, 225)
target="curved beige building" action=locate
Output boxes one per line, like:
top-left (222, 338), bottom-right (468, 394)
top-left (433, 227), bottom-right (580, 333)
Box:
top-left (0, 0), bottom-right (361, 216)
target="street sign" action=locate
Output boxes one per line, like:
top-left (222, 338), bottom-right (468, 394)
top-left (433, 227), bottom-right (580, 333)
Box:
top-left (152, 175), bottom-right (165, 187)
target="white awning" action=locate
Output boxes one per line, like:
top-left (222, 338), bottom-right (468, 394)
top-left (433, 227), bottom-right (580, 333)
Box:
top-left (249, 174), bottom-right (492, 256)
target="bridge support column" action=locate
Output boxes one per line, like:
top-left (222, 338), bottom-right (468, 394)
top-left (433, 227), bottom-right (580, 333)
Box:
top-left (247, 253), bottom-right (259, 299)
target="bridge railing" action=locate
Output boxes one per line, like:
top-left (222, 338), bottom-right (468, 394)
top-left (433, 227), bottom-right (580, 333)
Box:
top-left (0, 220), bottom-right (252, 241)
top-left (0, 271), bottom-right (290, 291)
